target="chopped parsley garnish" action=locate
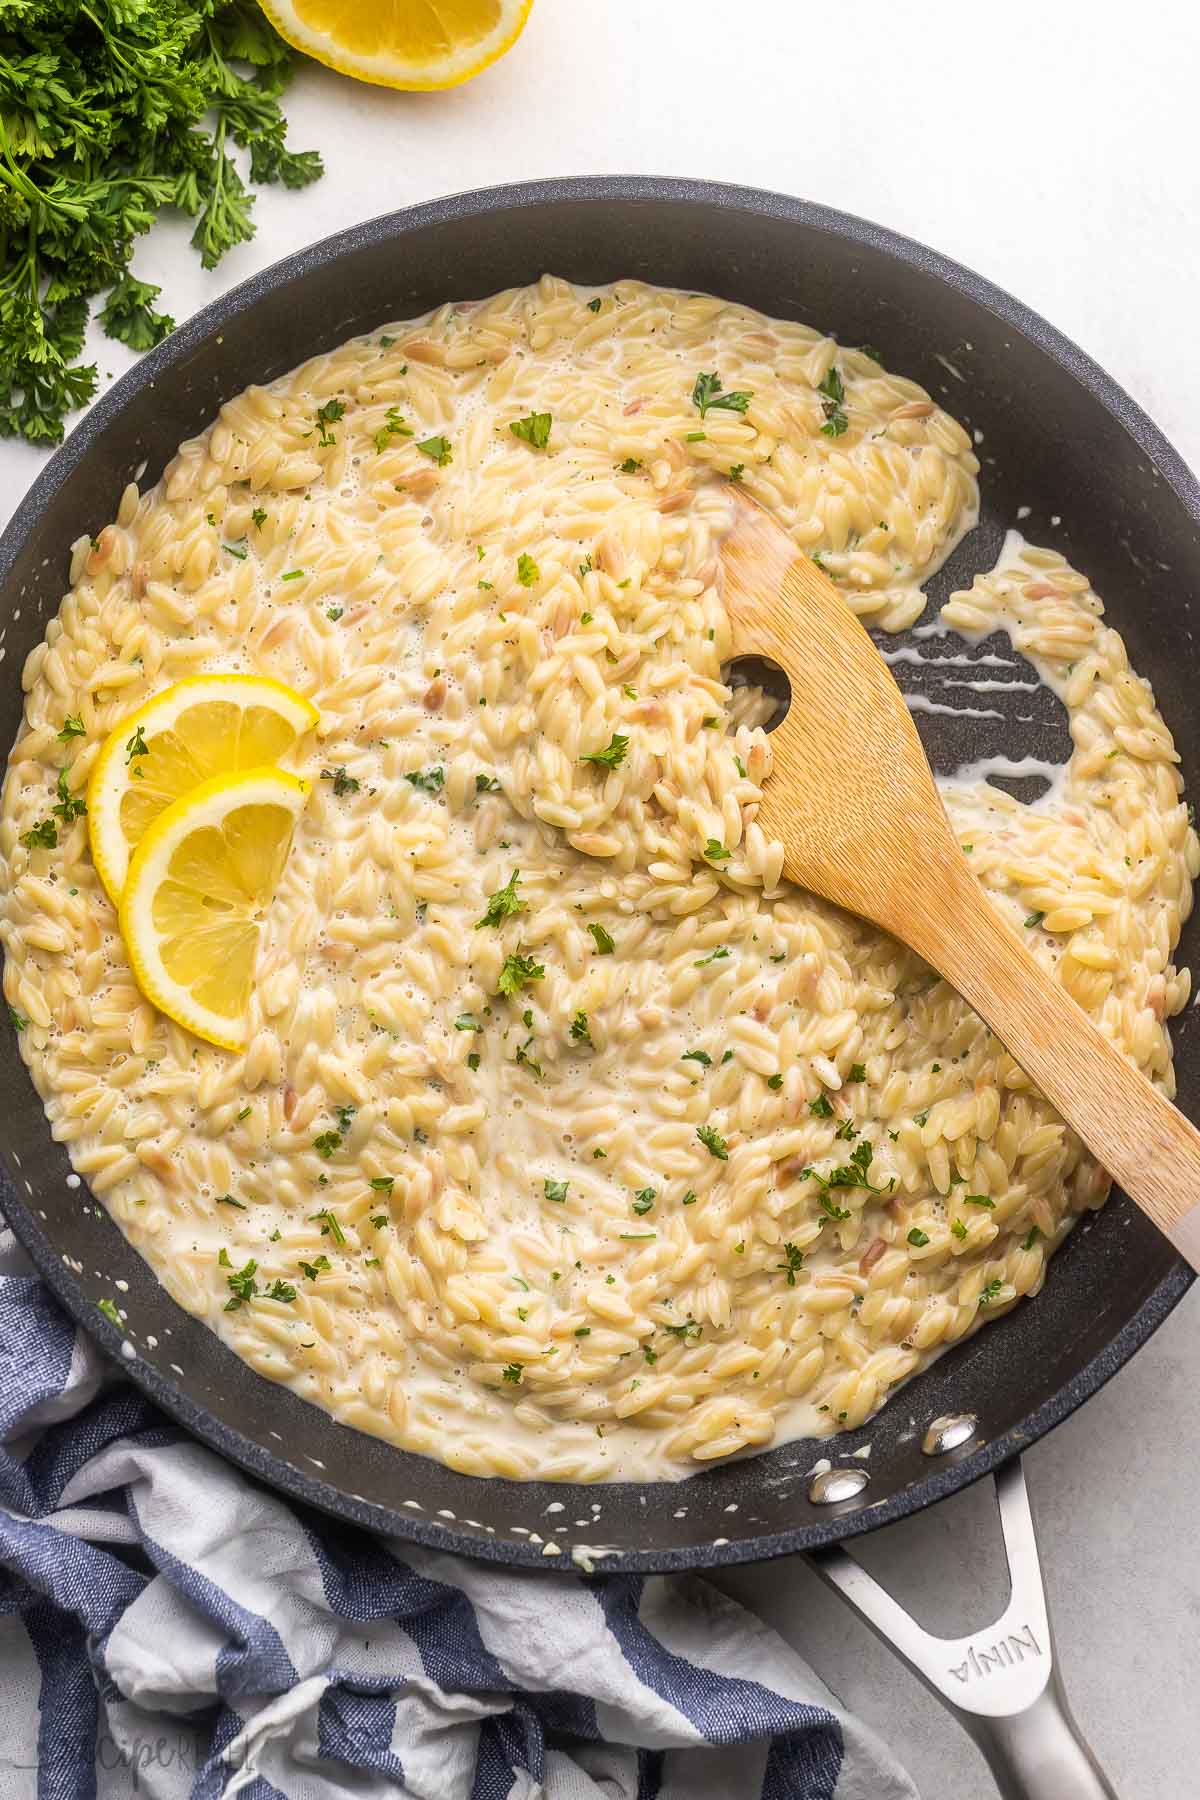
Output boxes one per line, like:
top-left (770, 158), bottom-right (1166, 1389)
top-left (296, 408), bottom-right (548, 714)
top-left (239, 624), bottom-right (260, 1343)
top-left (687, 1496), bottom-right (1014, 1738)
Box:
top-left (125, 724), bottom-right (149, 766)
top-left (907, 1228), bottom-right (930, 1247)
top-left (662, 1317), bottom-right (701, 1340)
top-left (326, 605), bottom-right (343, 620)
top-left (265, 1279), bottom-right (296, 1302)
top-left (632, 1188), bottom-right (656, 1215)
top-left (312, 397), bottom-right (344, 447)
top-left (510, 411), bottom-right (552, 449)
top-left (334, 1104), bottom-right (356, 1135)
top-left (691, 371), bottom-right (753, 418)
top-left (817, 366), bottom-right (848, 437)
top-left (978, 1278), bottom-right (1004, 1308)
top-left (404, 766), bottom-right (445, 793)
top-left (618, 457), bottom-right (641, 473)
top-left (467, 1052), bottom-right (481, 1071)
top-left (847, 1064), bottom-right (867, 1083)
top-left (502, 1362), bottom-right (523, 1384)
top-left (913, 1110), bottom-right (929, 1128)
top-left (570, 1010), bottom-right (592, 1046)
top-left (21, 818), bottom-right (57, 850)
top-left (8, 1006), bottom-right (29, 1031)
top-left (544, 1178), bottom-right (570, 1203)
top-left (861, 344), bottom-right (885, 364)
top-left (587, 922), bottom-right (615, 955)
top-left (682, 1050), bottom-right (712, 1067)
top-left (516, 552), bottom-right (539, 587)
top-left (251, 508), bottom-right (268, 530)
top-left (312, 1130), bottom-right (342, 1158)
top-left (369, 1177), bottom-right (394, 1196)
top-left (695, 946), bottom-right (729, 967)
top-left (374, 406), bottom-right (414, 450)
top-left (475, 773), bottom-right (501, 793)
top-left (696, 1123), bottom-right (729, 1160)
top-left (834, 1118), bottom-right (858, 1141)
top-left (951, 1218), bottom-right (968, 1240)
top-left (703, 839), bottom-right (731, 862)
top-left (476, 869), bottom-right (525, 930)
top-left (810, 1094), bottom-right (834, 1118)
top-left (223, 1257), bottom-right (258, 1311)
top-left (580, 733), bottom-right (629, 770)
top-left (681, 1190), bottom-right (697, 1206)
top-left (299, 1255), bottom-right (330, 1280)
top-left (777, 1243), bottom-right (804, 1285)
top-left (574, 1326), bottom-right (591, 1337)
top-left (514, 1036), bottom-right (543, 1076)
top-left (416, 435), bottom-right (452, 465)
top-left (370, 1213), bottom-right (389, 1229)
top-left (454, 1014), bottom-right (482, 1032)
top-left (965, 1194), bottom-right (995, 1208)
top-left (767, 1073), bottom-right (783, 1090)
top-left (803, 1140), bottom-right (894, 1196)
top-left (727, 463), bottom-right (745, 483)
top-left (643, 1343), bottom-right (658, 1364)
top-left (57, 715), bottom-right (86, 741)
top-left (309, 1208), bottom-right (346, 1244)
top-left (819, 1194), bottom-right (852, 1221)
top-left (1021, 1226), bottom-right (1040, 1251)
top-left (321, 766), bottom-right (359, 797)
top-left (579, 555), bottom-right (593, 578)
top-left (1024, 911), bottom-right (1046, 929)
top-left (215, 1193), bottom-right (245, 1209)
top-left (52, 767), bottom-right (86, 824)
top-left (587, 297), bottom-right (603, 312)
top-left (97, 1297), bottom-right (123, 1328)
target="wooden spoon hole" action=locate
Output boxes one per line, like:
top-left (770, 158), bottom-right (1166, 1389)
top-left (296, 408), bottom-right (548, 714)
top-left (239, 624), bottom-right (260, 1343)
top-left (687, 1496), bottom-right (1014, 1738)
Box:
top-left (723, 653), bottom-right (792, 732)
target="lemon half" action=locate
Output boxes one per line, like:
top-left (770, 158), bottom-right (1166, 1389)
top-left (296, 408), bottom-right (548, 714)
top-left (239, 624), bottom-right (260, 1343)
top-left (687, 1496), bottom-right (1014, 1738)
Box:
top-left (258, 0), bottom-right (533, 91)
top-left (88, 674), bottom-right (319, 904)
top-left (120, 767), bottom-right (310, 1051)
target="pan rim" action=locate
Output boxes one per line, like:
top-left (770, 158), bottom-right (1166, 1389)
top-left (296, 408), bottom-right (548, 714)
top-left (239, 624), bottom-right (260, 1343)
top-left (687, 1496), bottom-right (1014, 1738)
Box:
top-left (0, 174), bottom-right (1195, 1572)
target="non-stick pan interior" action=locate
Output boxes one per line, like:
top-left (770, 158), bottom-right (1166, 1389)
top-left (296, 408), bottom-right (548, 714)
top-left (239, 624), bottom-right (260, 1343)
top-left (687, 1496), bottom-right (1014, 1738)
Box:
top-left (1, 179), bottom-right (1195, 1571)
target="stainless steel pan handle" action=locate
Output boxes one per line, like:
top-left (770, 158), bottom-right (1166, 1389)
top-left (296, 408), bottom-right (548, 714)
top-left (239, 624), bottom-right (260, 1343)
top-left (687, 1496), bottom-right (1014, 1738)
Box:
top-left (806, 1458), bottom-right (1116, 1800)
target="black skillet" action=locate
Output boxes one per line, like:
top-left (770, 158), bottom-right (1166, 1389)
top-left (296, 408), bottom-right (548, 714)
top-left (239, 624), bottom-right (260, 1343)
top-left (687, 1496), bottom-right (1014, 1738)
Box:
top-left (1, 178), bottom-right (1195, 1796)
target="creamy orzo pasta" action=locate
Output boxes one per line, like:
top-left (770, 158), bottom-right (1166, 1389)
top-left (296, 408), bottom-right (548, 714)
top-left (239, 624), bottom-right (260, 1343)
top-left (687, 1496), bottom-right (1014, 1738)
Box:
top-left (2, 277), bottom-right (1194, 1481)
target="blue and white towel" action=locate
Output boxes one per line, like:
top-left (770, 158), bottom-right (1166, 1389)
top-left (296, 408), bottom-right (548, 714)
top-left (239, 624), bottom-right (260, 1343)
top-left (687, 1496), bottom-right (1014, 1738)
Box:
top-left (0, 1226), bottom-right (915, 1799)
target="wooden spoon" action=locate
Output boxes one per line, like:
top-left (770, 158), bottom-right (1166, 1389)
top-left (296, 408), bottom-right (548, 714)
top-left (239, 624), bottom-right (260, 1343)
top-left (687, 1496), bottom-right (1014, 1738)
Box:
top-left (720, 491), bottom-right (1200, 1270)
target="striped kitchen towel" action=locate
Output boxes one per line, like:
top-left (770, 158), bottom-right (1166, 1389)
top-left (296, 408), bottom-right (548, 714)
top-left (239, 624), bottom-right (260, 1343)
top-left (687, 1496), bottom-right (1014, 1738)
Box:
top-left (0, 1226), bottom-right (916, 1799)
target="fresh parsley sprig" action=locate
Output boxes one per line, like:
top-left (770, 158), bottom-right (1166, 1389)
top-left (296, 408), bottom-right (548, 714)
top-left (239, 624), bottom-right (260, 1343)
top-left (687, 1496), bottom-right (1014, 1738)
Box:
top-left (691, 371), bottom-right (752, 419)
top-left (803, 1139), bottom-right (894, 1197)
top-left (0, 1), bottom-right (322, 445)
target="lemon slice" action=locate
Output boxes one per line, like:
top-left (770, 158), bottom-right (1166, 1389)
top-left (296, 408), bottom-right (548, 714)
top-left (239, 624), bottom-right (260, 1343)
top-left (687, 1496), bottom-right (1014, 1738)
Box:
top-left (119, 767), bottom-right (309, 1051)
top-left (88, 674), bottom-right (319, 903)
top-left (258, 0), bottom-right (533, 91)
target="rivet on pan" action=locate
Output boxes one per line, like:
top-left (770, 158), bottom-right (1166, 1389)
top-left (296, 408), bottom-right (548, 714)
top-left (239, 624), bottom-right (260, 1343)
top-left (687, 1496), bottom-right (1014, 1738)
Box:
top-left (809, 1467), bottom-right (870, 1505)
top-left (922, 1412), bottom-right (978, 1456)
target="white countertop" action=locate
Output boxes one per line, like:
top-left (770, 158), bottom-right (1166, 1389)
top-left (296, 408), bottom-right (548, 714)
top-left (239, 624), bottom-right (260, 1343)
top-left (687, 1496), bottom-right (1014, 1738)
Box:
top-left (2, 3), bottom-right (1196, 1794)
